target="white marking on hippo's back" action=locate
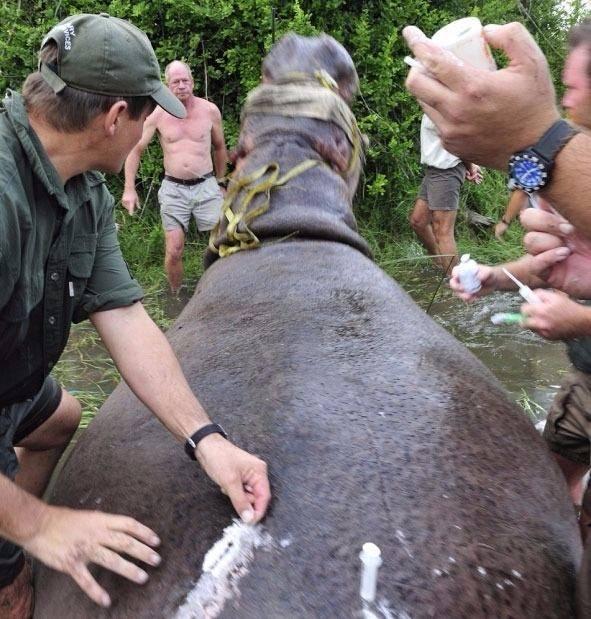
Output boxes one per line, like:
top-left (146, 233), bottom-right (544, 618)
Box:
top-left (175, 519), bottom-right (273, 619)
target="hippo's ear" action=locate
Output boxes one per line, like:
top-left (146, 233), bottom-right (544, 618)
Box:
top-left (316, 34), bottom-right (359, 102)
top-left (262, 33), bottom-right (359, 101)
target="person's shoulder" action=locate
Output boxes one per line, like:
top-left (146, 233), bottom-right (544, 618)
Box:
top-left (143, 106), bottom-right (166, 131)
top-left (194, 96), bottom-right (221, 116)
top-left (0, 123), bottom-right (27, 193)
top-left (83, 171), bottom-right (113, 207)
top-left (84, 170), bottom-right (107, 187)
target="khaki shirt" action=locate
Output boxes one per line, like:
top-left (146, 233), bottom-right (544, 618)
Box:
top-left (0, 91), bottom-right (143, 405)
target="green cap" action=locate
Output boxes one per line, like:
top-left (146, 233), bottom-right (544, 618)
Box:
top-left (38, 13), bottom-right (186, 119)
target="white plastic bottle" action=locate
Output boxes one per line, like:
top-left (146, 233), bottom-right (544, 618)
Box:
top-left (457, 254), bottom-right (481, 294)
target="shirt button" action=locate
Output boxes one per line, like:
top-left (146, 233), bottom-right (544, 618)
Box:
top-left (50, 272), bottom-right (59, 281)
top-left (48, 315), bottom-right (56, 325)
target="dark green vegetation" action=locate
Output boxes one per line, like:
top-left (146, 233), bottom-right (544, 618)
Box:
top-left (1, 0), bottom-right (587, 419)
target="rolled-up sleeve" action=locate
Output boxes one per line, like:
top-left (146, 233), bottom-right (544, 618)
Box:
top-left (73, 187), bottom-right (143, 322)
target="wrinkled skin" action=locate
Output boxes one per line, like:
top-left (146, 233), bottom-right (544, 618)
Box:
top-left (35, 34), bottom-right (581, 618)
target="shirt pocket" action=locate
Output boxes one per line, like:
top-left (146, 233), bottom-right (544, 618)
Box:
top-left (67, 233), bottom-right (97, 298)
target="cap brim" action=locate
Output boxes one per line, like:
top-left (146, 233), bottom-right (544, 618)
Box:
top-left (151, 83), bottom-right (186, 119)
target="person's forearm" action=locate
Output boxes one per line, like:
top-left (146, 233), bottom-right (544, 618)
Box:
top-left (543, 133), bottom-right (591, 239)
top-left (213, 146), bottom-right (228, 180)
top-left (492, 255), bottom-right (549, 290)
top-left (124, 149), bottom-right (142, 191)
top-left (91, 304), bottom-right (211, 442)
top-left (0, 474), bottom-right (46, 547)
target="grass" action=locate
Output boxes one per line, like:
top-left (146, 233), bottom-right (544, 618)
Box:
top-left (517, 389), bottom-right (547, 422)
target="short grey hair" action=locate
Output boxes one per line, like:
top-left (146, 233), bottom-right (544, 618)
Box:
top-left (164, 60), bottom-right (193, 83)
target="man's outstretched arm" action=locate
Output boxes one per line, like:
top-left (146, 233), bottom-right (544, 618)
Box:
top-left (122, 109), bottom-right (160, 214)
top-left (90, 302), bottom-right (271, 523)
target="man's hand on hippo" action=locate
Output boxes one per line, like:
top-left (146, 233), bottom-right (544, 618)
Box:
top-left (195, 434), bottom-right (270, 524)
top-left (23, 506), bottom-right (161, 608)
top-left (403, 22), bottom-right (560, 170)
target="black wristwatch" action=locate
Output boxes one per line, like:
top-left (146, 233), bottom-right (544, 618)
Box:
top-left (508, 119), bottom-right (579, 194)
top-left (185, 423), bottom-right (228, 461)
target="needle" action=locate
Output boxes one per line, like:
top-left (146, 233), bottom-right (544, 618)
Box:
top-left (501, 268), bottom-right (541, 304)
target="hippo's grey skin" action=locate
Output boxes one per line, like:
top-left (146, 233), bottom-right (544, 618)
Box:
top-left (35, 34), bottom-right (582, 618)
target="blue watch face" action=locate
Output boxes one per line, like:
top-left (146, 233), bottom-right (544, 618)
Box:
top-left (512, 159), bottom-right (544, 189)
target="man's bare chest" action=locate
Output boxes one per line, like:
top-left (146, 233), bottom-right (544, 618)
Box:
top-left (158, 115), bottom-right (212, 145)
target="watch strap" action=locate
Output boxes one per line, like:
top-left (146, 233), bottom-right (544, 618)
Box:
top-left (531, 119), bottom-right (579, 163)
top-left (185, 423), bottom-right (228, 461)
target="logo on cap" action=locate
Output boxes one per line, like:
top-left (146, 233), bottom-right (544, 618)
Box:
top-left (61, 23), bottom-right (75, 51)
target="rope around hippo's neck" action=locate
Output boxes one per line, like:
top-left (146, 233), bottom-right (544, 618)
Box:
top-left (209, 70), bottom-right (365, 259)
top-left (208, 159), bottom-right (319, 258)
top-left (241, 73), bottom-right (365, 175)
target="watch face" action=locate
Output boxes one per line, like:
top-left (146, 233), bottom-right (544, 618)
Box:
top-left (510, 156), bottom-right (546, 191)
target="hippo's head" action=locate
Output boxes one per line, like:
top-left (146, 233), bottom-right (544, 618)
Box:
top-left (261, 33), bottom-right (359, 103)
top-left (206, 33), bottom-right (370, 266)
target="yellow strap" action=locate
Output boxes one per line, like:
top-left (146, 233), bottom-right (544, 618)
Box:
top-left (209, 159), bottom-right (319, 258)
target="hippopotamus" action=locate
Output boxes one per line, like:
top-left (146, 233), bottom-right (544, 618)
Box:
top-left (35, 34), bottom-right (582, 618)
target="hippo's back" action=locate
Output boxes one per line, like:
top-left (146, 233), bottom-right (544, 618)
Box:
top-left (36, 240), bottom-right (581, 618)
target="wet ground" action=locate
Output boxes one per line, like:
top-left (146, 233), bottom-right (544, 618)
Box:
top-left (395, 265), bottom-right (568, 422)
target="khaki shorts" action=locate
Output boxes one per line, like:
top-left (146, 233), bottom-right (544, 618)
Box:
top-left (158, 176), bottom-right (223, 233)
top-left (417, 163), bottom-right (466, 211)
top-left (543, 368), bottom-right (591, 465)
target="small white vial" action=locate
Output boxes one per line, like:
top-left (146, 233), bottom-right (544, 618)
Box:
top-left (359, 542), bottom-right (382, 603)
top-left (456, 254), bottom-right (481, 294)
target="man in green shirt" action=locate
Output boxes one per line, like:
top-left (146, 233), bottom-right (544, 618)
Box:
top-left (0, 14), bottom-right (270, 615)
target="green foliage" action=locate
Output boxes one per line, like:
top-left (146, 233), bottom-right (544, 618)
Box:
top-left (0, 0), bottom-right (587, 272)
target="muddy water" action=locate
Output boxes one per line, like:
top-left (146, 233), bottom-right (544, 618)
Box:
top-left (395, 266), bottom-right (568, 423)
top-left (59, 268), bottom-right (568, 426)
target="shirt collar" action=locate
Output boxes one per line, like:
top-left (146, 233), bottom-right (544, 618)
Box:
top-left (3, 90), bottom-right (91, 211)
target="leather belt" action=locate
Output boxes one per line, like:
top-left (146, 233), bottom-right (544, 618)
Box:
top-left (164, 172), bottom-right (214, 186)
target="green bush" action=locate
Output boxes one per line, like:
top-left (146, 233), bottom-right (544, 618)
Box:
top-left (1, 0), bottom-right (586, 288)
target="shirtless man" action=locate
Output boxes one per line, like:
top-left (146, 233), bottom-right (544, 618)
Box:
top-left (123, 60), bottom-right (228, 293)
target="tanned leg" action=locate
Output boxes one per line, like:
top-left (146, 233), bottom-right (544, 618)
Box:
top-left (432, 209), bottom-right (458, 271)
top-left (164, 228), bottom-right (186, 294)
top-left (580, 476), bottom-right (591, 543)
top-left (15, 390), bottom-right (81, 498)
top-left (409, 198), bottom-right (440, 266)
top-left (551, 452), bottom-right (590, 541)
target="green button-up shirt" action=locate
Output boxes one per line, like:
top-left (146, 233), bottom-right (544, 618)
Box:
top-left (0, 91), bottom-right (143, 406)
